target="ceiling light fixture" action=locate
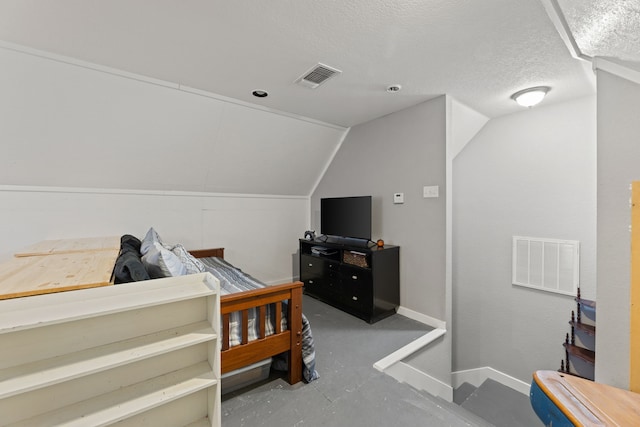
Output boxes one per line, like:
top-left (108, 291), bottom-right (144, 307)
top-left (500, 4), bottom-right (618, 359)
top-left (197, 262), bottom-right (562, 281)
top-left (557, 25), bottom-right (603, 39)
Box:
top-left (386, 84), bottom-right (402, 93)
top-left (511, 86), bottom-right (550, 108)
top-left (252, 90), bottom-right (269, 98)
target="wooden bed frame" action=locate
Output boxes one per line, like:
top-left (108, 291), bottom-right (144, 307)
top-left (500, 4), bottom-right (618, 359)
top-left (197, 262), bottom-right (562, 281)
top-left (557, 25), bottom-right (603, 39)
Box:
top-left (189, 248), bottom-right (304, 385)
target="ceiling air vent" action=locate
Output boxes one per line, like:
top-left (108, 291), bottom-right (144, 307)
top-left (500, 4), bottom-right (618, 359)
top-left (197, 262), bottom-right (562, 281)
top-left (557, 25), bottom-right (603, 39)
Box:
top-left (295, 63), bottom-right (342, 89)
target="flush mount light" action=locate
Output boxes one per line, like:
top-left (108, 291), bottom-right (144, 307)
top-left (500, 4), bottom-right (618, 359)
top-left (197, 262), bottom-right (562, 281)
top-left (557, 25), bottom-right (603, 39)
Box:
top-left (386, 84), bottom-right (402, 93)
top-left (252, 90), bottom-right (269, 98)
top-left (511, 86), bottom-right (550, 107)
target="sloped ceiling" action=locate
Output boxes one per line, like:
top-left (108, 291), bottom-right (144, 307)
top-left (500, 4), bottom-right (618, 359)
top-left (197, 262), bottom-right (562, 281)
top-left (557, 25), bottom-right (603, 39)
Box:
top-left (0, 1), bottom-right (638, 196)
top-left (0, 47), bottom-right (346, 196)
top-left (0, 0), bottom-right (617, 128)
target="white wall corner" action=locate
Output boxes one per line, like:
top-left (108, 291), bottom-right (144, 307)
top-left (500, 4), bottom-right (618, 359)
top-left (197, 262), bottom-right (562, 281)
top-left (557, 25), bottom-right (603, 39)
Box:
top-left (308, 127), bottom-right (351, 198)
top-left (452, 367), bottom-right (531, 396)
top-left (539, 0), bottom-right (590, 62)
top-left (447, 97), bottom-right (489, 160)
top-left (593, 57), bottom-right (640, 86)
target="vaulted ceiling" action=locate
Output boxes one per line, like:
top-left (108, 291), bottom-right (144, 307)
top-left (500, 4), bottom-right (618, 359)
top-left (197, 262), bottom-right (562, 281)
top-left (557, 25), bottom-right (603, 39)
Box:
top-left (0, 1), bottom-right (637, 127)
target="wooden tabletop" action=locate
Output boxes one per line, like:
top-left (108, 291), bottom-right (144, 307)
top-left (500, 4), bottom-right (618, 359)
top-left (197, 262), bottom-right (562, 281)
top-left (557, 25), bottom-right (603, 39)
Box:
top-left (533, 370), bottom-right (640, 426)
top-left (0, 236), bottom-right (121, 300)
top-left (14, 236), bottom-right (120, 257)
top-left (0, 249), bottom-right (119, 300)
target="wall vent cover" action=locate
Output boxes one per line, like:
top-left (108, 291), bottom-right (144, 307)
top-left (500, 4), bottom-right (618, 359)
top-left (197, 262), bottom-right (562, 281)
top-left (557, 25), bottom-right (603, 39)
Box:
top-left (295, 63), bottom-right (342, 89)
top-left (512, 236), bottom-right (579, 296)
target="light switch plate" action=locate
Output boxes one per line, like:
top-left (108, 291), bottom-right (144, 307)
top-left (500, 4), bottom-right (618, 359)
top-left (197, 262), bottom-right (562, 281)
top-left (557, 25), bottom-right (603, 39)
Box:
top-left (423, 185), bottom-right (439, 198)
top-left (394, 193), bottom-right (404, 204)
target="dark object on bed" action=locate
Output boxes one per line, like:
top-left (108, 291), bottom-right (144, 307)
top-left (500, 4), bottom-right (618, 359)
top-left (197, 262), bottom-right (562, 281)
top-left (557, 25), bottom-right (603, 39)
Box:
top-left (121, 234), bottom-right (142, 253)
top-left (114, 235), bottom-right (150, 284)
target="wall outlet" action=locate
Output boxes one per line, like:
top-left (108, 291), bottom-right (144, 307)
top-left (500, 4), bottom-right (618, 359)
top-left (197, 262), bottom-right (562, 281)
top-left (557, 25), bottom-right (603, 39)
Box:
top-left (423, 185), bottom-right (439, 198)
top-left (393, 193), bottom-right (404, 204)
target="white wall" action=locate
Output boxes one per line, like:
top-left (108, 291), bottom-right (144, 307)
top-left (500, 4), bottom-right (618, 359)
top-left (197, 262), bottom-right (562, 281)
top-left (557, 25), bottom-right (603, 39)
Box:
top-left (0, 43), bottom-right (350, 283)
top-left (596, 70), bottom-right (640, 388)
top-left (0, 45), bottom-right (346, 196)
top-left (0, 186), bottom-right (308, 284)
top-left (453, 96), bottom-right (597, 383)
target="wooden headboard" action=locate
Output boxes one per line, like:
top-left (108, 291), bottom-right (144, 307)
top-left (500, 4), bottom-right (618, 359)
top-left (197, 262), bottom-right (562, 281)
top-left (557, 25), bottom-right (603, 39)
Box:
top-left (188, 248), bottom-right (225, 259)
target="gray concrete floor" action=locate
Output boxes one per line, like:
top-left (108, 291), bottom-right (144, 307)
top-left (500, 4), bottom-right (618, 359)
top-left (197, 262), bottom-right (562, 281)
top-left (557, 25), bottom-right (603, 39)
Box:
top-left (221, 295), bottom-right (503, 426)
top-left (459, 379), bottom-right (540, 427)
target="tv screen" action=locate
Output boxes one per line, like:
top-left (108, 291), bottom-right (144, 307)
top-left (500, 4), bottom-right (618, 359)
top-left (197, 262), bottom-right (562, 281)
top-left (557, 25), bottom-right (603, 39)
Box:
top-left (321, 196), bottom-right (372, 240)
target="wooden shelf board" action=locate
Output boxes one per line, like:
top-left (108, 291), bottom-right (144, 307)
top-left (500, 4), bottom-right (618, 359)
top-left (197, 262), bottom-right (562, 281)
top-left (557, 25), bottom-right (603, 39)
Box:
top-left (0, 273), bottom-right (218, 334)
top-left (0, 321), bottom-right (216, 399)
top-left (7, 363), bottom-right (217, 427)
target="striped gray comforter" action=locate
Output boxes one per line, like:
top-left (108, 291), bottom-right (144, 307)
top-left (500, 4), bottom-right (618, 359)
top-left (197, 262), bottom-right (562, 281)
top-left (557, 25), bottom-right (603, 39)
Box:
top-left (199, 256), bottom-right (318, 382)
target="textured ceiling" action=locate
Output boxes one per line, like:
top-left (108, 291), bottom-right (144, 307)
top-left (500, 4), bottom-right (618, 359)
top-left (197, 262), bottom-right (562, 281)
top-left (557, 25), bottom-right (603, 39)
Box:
top-left (558, 0), bottom-right (640, 66)
top-left (0, 0), bottom-right (634, 127)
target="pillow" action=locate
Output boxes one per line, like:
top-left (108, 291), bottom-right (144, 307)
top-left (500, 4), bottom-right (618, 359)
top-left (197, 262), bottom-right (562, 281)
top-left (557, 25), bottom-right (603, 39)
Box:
top-left (172, 244), bottom-right (206, 274)
top-left (141, 241), bottom-right (187, 278)
top-left (140, 227), bottom-right (170, 256)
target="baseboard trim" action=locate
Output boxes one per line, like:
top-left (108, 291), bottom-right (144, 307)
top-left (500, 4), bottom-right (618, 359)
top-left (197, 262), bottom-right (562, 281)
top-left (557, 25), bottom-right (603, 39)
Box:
top-left (373, 327), bottom-right (451, 401)
top-left (452, 367), bottom-right (530, 396)
top-left (385, 361), bottom-right (453, 402)
top-left (397, 306), bottom-right (447, 329)
top-left (374, 328), bottom-right (446, 372)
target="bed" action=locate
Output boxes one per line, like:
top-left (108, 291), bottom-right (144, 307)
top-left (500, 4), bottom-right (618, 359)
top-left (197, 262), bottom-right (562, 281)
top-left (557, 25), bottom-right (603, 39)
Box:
top-left (115, 230), bottom-right (318, 386)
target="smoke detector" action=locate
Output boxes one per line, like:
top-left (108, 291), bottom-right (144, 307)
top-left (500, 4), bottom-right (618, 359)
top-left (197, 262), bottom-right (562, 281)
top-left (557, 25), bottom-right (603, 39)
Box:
top-left (295, 63), bottom-right (342, 89)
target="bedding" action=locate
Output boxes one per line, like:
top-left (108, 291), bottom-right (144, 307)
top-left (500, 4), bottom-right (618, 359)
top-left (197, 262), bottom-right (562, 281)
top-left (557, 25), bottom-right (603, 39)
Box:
top-left (114, 228), bottom-right (319, 383)
top-left (199, 256), bottom-right (319, 382)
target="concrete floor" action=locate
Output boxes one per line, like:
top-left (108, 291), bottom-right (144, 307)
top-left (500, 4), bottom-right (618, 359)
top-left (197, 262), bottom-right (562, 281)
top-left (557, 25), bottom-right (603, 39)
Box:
top-left (221, 295), bottom-right (502, 426)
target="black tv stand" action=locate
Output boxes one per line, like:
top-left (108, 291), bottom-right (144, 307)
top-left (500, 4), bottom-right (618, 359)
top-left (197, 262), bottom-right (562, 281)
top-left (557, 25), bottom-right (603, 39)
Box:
top-left (321, 235), bottom-right (371, 248)
top-left (299, 238), bottom-right (400, 323)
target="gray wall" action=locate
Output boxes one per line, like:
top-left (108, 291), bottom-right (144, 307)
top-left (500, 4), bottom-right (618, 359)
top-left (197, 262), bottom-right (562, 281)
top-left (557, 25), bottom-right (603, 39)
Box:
top-left (311, 97), bottom-right (447, 319)
top-left (596, 70), bottom-right (640, 388)
top-left (453, 96), bottom-right (597, 382)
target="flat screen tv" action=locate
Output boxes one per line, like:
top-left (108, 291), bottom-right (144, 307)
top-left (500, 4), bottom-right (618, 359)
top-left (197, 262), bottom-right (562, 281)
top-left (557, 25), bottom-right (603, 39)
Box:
top-left (320, 196), bottom-right (372, 241)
